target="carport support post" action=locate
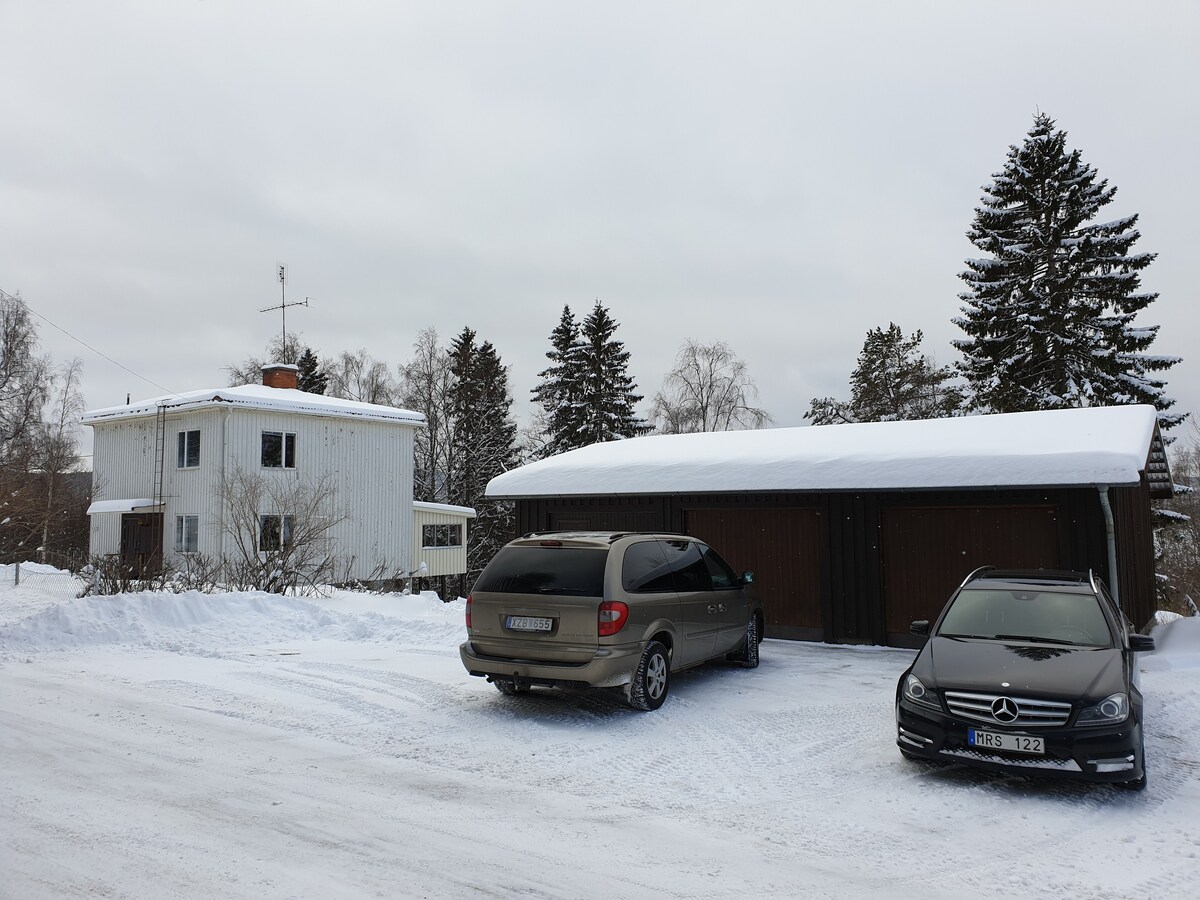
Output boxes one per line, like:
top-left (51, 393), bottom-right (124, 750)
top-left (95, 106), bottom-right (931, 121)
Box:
top-left (1097, 485), bottom-right (1120, 610)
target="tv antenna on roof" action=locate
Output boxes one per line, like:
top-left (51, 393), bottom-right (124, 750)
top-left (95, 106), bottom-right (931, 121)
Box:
top-left (260, 263), bottom-right (313, 348)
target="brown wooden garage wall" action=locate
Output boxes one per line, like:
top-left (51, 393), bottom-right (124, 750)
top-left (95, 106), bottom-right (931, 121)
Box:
top-left (823, 493), bottom-right (884, 644)
top-left (684, 507), bottom-right (824, 641)
top-left (876, 488), bottom-right (1118, 647)
top-left (510, 486), bottom-right (1145, 645)
top-left (1110, 481), bottom-right (1157, 629)
top-left (880, 505), bottom-right (1061, 647)
top-left (515, 495), bottom-right (675, 536)
top-left (515, 494), bottom-right (827, 640)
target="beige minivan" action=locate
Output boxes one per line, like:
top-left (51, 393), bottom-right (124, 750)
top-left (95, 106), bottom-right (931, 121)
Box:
top-left (459, 532), bottom-right (763, 710)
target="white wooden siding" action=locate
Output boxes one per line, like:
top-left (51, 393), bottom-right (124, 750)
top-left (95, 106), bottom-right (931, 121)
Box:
top-left (88, 414), bottom-right (157, 557)
top-left (166, 409), bottom-right (225, 558)
top-left (88, 403), bottom-right (418, 580)
top-left (412, 504), bottom-right (475, 577)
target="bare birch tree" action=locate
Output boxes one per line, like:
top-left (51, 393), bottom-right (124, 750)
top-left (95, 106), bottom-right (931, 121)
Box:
top-left (35, 358), bottom-right (86, 563)
top-left (322, 348), bottom-right (397, 405)
top-left (1, 290), bottom-right (51, 466)
top-left (397, 328), bottom-right (454, 502)
top-left (1, 291), bottom-right (89, 564)
top-left (650, 340), bottom-right (771, 434)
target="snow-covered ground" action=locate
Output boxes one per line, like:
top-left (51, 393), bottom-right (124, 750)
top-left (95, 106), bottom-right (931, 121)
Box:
top-left (2, 570), bottom-right (1199, 899)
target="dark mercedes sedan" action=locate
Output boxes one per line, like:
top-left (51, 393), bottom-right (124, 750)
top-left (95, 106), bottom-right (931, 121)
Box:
top-left (895, 568), bottom-right (1155, 789)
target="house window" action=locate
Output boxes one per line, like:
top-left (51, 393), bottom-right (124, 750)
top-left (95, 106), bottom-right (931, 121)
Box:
top-left (177, 430), bottom-right (200, 468)
top-left (259, 514), bottom-right (295, 552)
top-left (261, 431), bottom-right (296, 469)
top-left (174, 515), bottom-right (199, 553)
top-left (422, 523), bottom-right (463, 548)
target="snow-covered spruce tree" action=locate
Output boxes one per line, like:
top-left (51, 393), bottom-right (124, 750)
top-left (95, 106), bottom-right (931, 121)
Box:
top-left (806, 323), bottom-right (963, 425)
top-left (296, 347), bottom-right (327, 394)
top-left (954, 113), bottom-right (1182, 428)
top-left (447, 327), bottom-right (518, 581)
top-left (575, 301), bottom-right (647, 445)
top-left (530, 302), bottom-right (646, 453)
top-left (530, 305), bottom-right (586, 457)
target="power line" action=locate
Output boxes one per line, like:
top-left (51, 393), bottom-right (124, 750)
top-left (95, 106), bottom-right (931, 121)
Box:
top-left (1, 287), bottom-right (181, 399)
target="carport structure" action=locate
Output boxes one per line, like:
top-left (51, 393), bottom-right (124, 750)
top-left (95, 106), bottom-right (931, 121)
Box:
top-left (486, 406), bottom-right (1173, 647)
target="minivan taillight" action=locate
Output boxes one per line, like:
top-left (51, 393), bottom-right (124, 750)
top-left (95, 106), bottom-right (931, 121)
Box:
top-left (598, 600), bottom-right (629, 637)
top-left (465, 594), bottom-right (472, 629)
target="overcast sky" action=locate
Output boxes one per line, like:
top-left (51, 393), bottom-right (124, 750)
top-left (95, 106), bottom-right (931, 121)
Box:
top-left (3, 1), bottom-right (1197, 465)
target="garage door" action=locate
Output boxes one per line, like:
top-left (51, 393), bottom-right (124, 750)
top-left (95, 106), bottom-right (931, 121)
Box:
top-left (685, 508), bottom-right (823, 640)
top-left (882, 505), bottom-right (1060, 645)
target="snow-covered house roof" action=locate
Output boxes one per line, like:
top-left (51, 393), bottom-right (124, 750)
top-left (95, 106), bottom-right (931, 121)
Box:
top-left (413, 501), bottom-right (477, 518)
top-left (487, 405), bottom-right (1172, 498)
top-left (82, 384), bottom-right (426, 427)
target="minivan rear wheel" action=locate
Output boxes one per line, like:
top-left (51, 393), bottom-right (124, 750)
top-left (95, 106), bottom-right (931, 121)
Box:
top-left (626, 641), bottom-right (670, 711)
top-left (493, 678), bottom-right (529, 696)
top-left (728, 615), bottom-right (760, 668)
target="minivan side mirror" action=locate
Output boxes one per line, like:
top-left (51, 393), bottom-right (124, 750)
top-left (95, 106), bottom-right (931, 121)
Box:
top-left (1129, 633), bottom-right (1155, 653)
top-left (909, 620), bottom-right (930, 636)
top-left (740, 571), bottom-right (754, 585)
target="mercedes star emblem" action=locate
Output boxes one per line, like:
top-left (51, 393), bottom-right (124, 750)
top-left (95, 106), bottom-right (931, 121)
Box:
top-left (991, 697), bottom-right (1019, 723)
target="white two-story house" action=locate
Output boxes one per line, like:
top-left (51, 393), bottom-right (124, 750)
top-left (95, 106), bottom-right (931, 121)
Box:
top-left (83, 364), bottom-right (474, 585)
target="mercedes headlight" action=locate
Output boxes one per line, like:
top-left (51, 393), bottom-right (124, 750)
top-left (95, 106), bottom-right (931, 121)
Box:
top-left (903, 673), bottom-right (942, 711)
top-left (1077, 692), bottom-right (1129, 726)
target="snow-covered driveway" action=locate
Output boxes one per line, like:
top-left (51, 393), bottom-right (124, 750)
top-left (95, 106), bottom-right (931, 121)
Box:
top-left (2, 584), bottom-right (1198, 899)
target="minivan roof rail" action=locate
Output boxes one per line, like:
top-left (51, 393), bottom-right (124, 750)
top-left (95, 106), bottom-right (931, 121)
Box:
top-left (521, 530), bottom-right (633, 543)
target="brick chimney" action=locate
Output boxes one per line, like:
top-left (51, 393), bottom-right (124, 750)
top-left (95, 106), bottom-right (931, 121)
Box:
top-left (262, 364), bottom-right (300, 390)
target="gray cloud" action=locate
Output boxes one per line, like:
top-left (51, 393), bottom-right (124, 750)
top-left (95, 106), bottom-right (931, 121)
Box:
top-left (3, 1), bottom-right (1196, 462)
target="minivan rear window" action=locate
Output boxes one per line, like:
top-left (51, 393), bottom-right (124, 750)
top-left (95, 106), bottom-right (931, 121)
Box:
top-left (473, 546), bottom-right (608, 596)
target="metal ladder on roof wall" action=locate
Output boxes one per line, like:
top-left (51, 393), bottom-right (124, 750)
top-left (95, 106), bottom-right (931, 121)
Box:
top-left (151, 403), bottom-right (167, 562)
top-left (153, 403), bottom-right (167, 508)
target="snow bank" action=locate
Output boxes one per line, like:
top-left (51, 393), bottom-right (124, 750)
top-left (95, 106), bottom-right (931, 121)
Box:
top-left (1144, 614), bottom-right (1200, 672)
top-left (0, 589), bottom-right (466, 656)
top-left (3, 562), bottom-right (72, 576)
top-left (4, 571), bottom-right (1194, 673)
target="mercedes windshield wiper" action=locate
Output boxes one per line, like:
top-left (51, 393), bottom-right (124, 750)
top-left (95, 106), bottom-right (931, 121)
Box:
top-left (993, 634), bottom-right (1079, 645)
top-left (937, 633), bottom-right (996, 640)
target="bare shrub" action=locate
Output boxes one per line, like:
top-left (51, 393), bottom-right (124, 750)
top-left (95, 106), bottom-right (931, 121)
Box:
top-left (216, 468), bottom-right (349, 595)
top-left (78, 554), bottom-right (175, 596)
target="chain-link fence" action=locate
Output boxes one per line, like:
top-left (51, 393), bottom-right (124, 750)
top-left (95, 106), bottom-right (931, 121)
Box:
top-left (6, 559), bottom-right (88, 601)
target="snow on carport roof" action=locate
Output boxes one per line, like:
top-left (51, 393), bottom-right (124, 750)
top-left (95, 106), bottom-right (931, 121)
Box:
top-left (487, 405), bottom-right (1165, 498)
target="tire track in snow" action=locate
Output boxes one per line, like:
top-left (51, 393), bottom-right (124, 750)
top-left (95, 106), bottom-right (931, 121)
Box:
top-left (127, 642), bottom-right (1200, 900)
